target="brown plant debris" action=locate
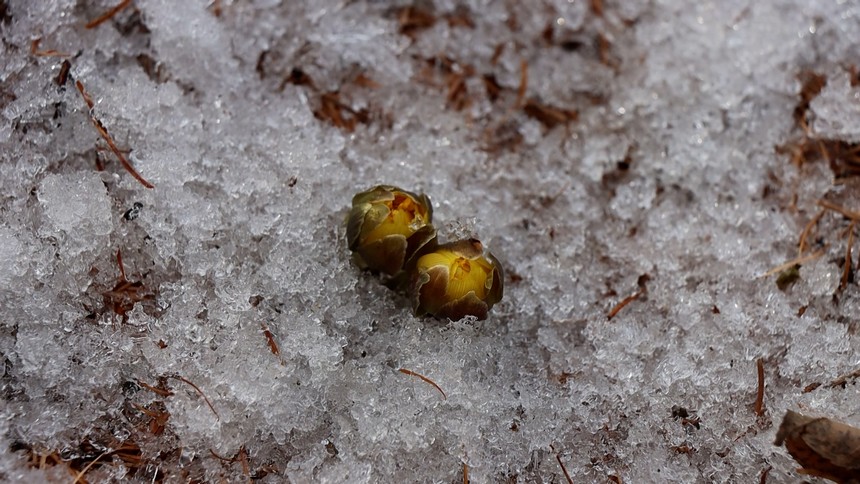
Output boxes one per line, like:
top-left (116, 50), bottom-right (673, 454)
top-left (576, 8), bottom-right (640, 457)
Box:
top-left (754, 358), bottom-right (765, 417)
top-left (515, 59), bottom-right (528, 109)
top-left (260, 321), bottom-right (285, 365)
top-left (169, 374), bottom-right (220, 419)
top-left (102, 249), bottom-right (153, 323)
top-left (762, 249), bottom-right (825, 278)
top-left (774, 410), bottom-right (860, 482)
top-left (12, 443), bottom-right (76, 477)
top-left (523, 99), bottom-right (578, 130)
top-left (607, 277), bottom-right (648, 320)
top-left (778, 138), bottom-right (860, 180)
top-left (75, 79), bottom-right (155, 188)
top-left (394, 6), bottom-right (436, 38)
top-left (210, 0), bottom-right (222, 18)
top-left (56, 59), bottom-right (71, 86)
top-left (314, 91), bottom-right (369, 132)
top-left (281, 68), bottom-right (374, 132)
top-left (760, 465), bottom-right (772, 484)
top-left (840, 221), bottom-right (856, 292)
top-left (803, 382), bottom-right (822, 393)
top-left (72, 450), bottom-right (111, 484)
top-left (85, 0), bottom-right (133, 29)
top-left (398, 368), bottom-right (447, 400)
top-left (30, 38), bottom-right (70, 57)
top-left (798, 209), bottom-right (825, 255)
top-left (793, 71), bottom-right (827, 126)
top-left (549, 444), bottom-right (574, 484)
top-left (137, 377), bottom-right (173, 397)
top-left (132, 401), bottom-right (170, 435)
top-left (826, 367), bottom-right (860, 389)
top-left (819, 199), bottom-right (860, 221)
top-left (210, 446), bottom-right (252, 482)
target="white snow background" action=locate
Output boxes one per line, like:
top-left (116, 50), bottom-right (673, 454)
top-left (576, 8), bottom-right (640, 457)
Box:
top-left (1, 0), bottom-right (860, 482)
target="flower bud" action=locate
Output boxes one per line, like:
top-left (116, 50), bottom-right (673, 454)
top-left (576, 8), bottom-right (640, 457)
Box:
top-left (411, 239), bottom-right (504, 320)
top-left (346, 185), bottom-right (437, 277)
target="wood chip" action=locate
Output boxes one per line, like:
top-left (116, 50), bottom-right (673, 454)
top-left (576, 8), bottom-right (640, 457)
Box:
top-left (774, 410), bottom-right (860, 482)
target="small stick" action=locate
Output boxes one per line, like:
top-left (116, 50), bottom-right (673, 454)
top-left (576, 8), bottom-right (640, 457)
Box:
top-left (797, 209), bottom-right (825, 255)
top-left (131, 402), bottom-right (160, 418)
top-left (840, 221), bottom-right (856, 291)
top-left (754, 358), bottom-right (765, 417)
top-left (827, 367), bottom-right (860, 388)
top-left (818, 199), bottom-right (860, 220)
top-left (30, 38), bottom-right (71, 57)
top-left (72, 450), bottom-right (111, 484)
top-left (515, 59), bottom-right (528, 109)
top-left (238, 446), bottom-right (250, 481)
top-left (549, 445), bottom-right (573, 484)
top-left (209, 449), bottom-right (236, 462)
top-left (398, 368), bottom-right (447, 400)
top-left (75, 79), bottom-right (155, 189)
top-left (607, 289), bottom-right (644, 320)
top-left (759, 465), bottom-right (772, 484)
top-left (169, 375), bottom-right (220, 419)
top-left (760, 248), bottom-right (826, 278)
top-left (116, 249), bottom-right (127, 282)
top-left (86, 0), bottom-right (133, 29)
top-left (137, 379), bottom-right (173, 397)
top-left (463, 462), bottom-right (469, 484)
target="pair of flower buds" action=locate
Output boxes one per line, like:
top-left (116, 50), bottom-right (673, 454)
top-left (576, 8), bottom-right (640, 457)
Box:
top-left (346, 185), bottom-right (504, 320)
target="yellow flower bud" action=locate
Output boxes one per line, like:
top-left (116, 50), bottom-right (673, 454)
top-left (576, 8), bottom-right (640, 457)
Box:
top-left (411, 239), bottom-right (504, 320)
top-left (346, 185), bottom-right (437, 277)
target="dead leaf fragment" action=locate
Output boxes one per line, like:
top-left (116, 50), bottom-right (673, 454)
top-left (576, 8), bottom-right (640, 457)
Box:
top-left (774, 410), bottom-right (860, 483)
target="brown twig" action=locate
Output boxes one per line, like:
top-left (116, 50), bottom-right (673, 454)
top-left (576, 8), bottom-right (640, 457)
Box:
top-left (209, 449), bottom-right (235, 462)
top-left (840, 221), bottom-right (856, 291)
top-left (398, 368), bottom-right (447, 400)
top-left (169, 375), bottom-right (220, 419)
top-left (238, 447), bottom-right (250, 480)
top-left (30, 38), bottom-right (71, 57)
top-left (754, 358), bottom-right (765, 417)
top-left (136, 379), bottom-right (173, 397)
top-left (515, 59), bottom-right (528, 109)
top-left (761, 248), bottom-right (826, 278)
top-left (463, 462), bottom-right (469, 484)
top-left (85, 0), bottom-right (133, 29)
top-left (798, 209), bottom-right (825, 255)
top-left (75, 79), bottom-right (155, 189)
top-left (817, 199), bottom-right (860, 220)
top-left (827, 368), bottom-right (860, 388)
top-left (759, 465), bottom-right (772, 484)
top-left (549, 445), bottom-right (573, 484)
top-left (607, 290), bottom-right (644, 320)
top-left (115, 249), bottom-right (127, 282)
top-left (72, 450), bottom-right (111, 484)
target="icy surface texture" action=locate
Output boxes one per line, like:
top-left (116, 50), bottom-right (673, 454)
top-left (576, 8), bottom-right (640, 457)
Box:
top-left (1, 0), bottom-right (860, 482)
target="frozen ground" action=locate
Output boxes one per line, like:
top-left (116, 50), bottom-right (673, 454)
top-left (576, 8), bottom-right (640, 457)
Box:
top-left (1, 0), bottom-right (860, 482)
